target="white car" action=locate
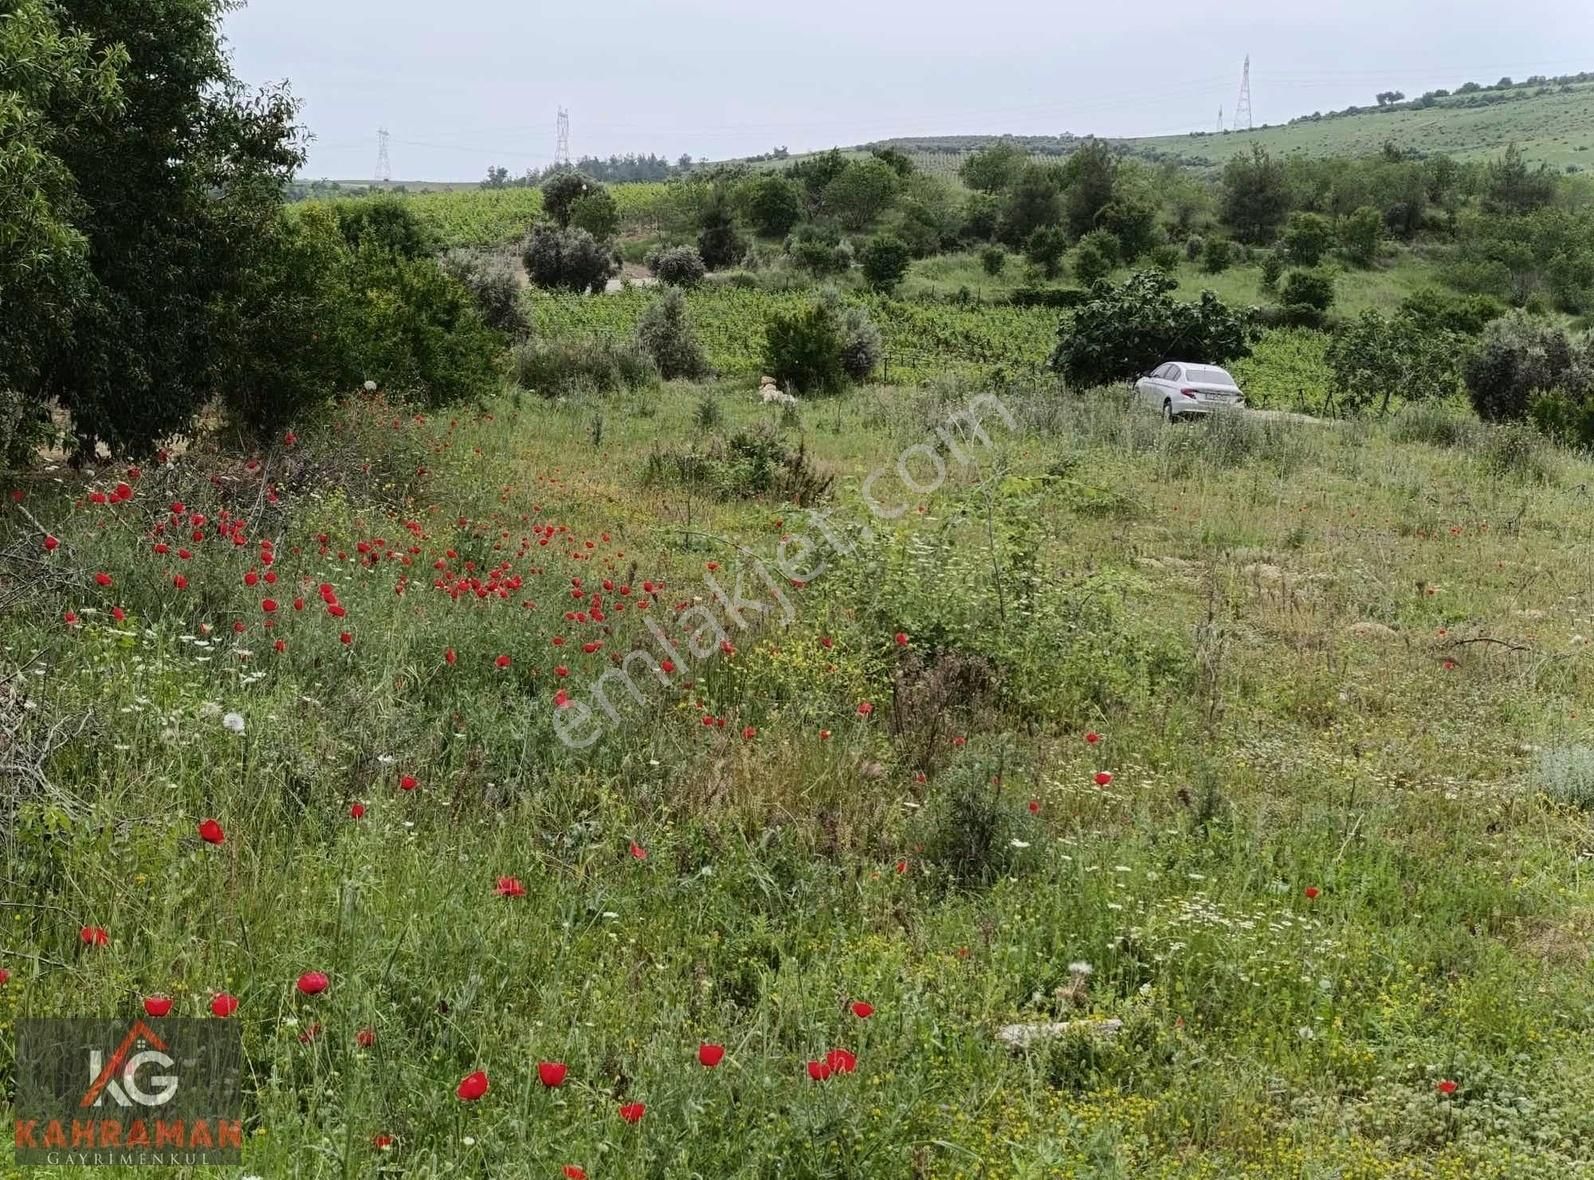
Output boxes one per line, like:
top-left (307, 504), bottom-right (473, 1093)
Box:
top-left (1135, 362), bottom-right (1246, 420)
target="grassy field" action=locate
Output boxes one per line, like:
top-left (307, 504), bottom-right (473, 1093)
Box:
top-left (2, 377), bottom-right (1592, 1177)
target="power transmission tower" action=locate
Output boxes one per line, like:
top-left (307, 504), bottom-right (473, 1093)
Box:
top-left (1234, 56), bottom-right (1254, 131)
top-left (376, 127), bottom-right (392, 184)
top-left (555, 108), bottom-right (570, 167)
top-left (1217, 106), bottom-right (1225, 133)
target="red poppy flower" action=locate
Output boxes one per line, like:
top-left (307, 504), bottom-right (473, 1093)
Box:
top-left (1093, 771), bottom-right (1112, 787)
top-left (806, 1060), bottom-right (832, 1081)
top-left (339, 631), bottom-right (352, 646)
top-left (43, 535), bottom-right (59, 552)
top-left (538, 1061), bottom-right (568, 1088)
top-left (698, 1042), bottom-right (725, 1068)
top-left (850, 1001), bottom-right (874, 1019)
top-left (356, 1028), bottom-right (377, 1048)
top-left (1027, 799), bottom-right (1040, 814)
top-left (94, 572), bottom-right (112, 587)
top-left (143, 995), bottom-right (173, 1017)
top-left (63, 611), bottom-right (78, 627)
top-left (444, 647), bottom-right (457, 665)
top-left (741, 726), bottom-right (757, 740)
top-left (111, 606), bottom-right (126, 622)
top-left (209, 993), bottom-right (238, 1018)
top-left (80, 926), bottom-right (109, 947)
top-left (399, 774), bottom-right (418, 792)
top-left (1085, 731), bottom-right (1101, 744)
top-left (562, 1168), bottom-right (586, 1180)
top-left (372, 1134), bottom-right (394, 1150)
top-left (0, 967), bottom-right (10, 986)
top-left (819, 728), bottom-right (831, 740)
top-left (1436, 1079), bottom-right (1457, 1096)
top-left (1304, 886), bottom-right (1320, 900)
top-left (857, 701), bottom-right (873, 717)
top-left (296, 971), bottom-right (329, 996)
top-left (895, 859), bottom-right (908, 874)
top-left (262, 599), bottom-right (278, 613)
top-left (629, 840), bottom-right (647, 860)
top-left (349, 802), bottom-right (366, 819)
top-left (197, 818), bottom-right (226, 845)
top-left (173, 575), bottom-right (188, 590)
top-left (496, 876), bottom-right (525, 898)
top-left (618, 1102), bottom-right (645, 1124)
top-left (495, 654), bottom-right (511, 669)
top-left (894, 632), bottom-right (909, 646)
top-left (456, 1069), bottom-right (490, 1101)
top-left (825, 1047), bottom-right (857, 1074)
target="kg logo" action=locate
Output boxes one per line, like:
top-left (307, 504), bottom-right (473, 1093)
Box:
top-left (80, 1019), bottom-right (179, 1109)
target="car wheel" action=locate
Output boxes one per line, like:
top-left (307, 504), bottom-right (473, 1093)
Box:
top-left (1161, 400), bottom-right (1174, 423)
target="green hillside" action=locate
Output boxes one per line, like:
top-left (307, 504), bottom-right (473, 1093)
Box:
top-left (833, 78), bottom-right (1594, 175)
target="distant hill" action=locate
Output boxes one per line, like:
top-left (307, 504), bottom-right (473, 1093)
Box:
top-left (786, 77), bottom-right (1594, 177)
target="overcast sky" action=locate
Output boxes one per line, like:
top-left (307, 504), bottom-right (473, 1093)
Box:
top-left (224, 0), bottom-right (1594, 181)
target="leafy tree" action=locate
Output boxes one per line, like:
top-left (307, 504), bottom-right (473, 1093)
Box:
top-left (1483, 144), bottom-right (1555, 215)
top-left (1024, 226), bottom-right (1069, 280)
top-left (889, 174), bottom-right (961, 257)
top-left (1338, 206), bottom-right (1383, 266)
top-left (21, 0), bottom-right (305, 455)
top-left (788, 148), bottom-right (850, 209)
top-left (1072, 230), bottom-right (1119, 286)
top-left (541, 171), bottom-right (604, 228)
top-left (1096, 198), bottom-right (1158, 262)
top-left (636, 288), bottom-right (708, 380)
top-left (0, 0), bottom-right (125, 428)
top-left (958, 141), bottom-right (1028, 193)
top-left (960, 192), bottom-right (1003, 242)
top-left (822, 158), bottom-right (901, 231)
top-left (1258, 250), bottom-right (1285, 288)
top-left (1221, 145), bottom-right (1291, 244)
top-left (1399, 289), bottom-right (1505, 336)
top-left (647, 244), bottom-right (707, 288)
top-left (859, 234), bottom-right (912, 293)
top-left (1281, 212), bottom-right (1334, 266)
top-left (1325, 310), bottom-right (1462, 415)
top-left (696, 189), bottom-right (745, 270)
top-left (1048, 271), bottom-right (1252, 390)
top-left (523, 224), bottom-right (614, 293)
top-left (764, 301), bottom-right (846, 394)
top-left (870, 146), bottom-right (916, 178)
top-left (998, 163), bottom-right (1066, 248)
top-left (745, 174), bottom-right (803, 238)
top-left (980, 245), bottom-right (1007, 276)
top-left (1062, 140), bottom-right (1120, 239)
top-left (570, 187), bottom-right (619, 239)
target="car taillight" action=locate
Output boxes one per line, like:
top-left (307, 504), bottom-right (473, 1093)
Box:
top-left (1179, 387), bottom-right (1198, 399)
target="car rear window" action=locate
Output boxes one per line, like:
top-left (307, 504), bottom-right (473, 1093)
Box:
top-left (1184, 366), bottom-right (1235, 385)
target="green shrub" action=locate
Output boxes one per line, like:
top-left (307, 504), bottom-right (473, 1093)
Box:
top-left (1528, 388), bottom-right (1594, 448)
top-left (1148, 243), bottom-right (1182, 272)
top-left (647, 245), bottom-right (707, 288)
top-left (334, 196), bottom-right (435, 259)
top-left (540, 171), bottom-right (604, 228)
top-left (1201, 236), bottom-right (1235, 274)
top-left (523, 224), bottom-right (616, 293)
top-left (1536, 745), bottom-right (1594, 809)
top-left (764, 300), bottom-right (847, 395)
top-left (859, 234), bottom-right (912, 292)
top-left (1024, 226), bottom-right (1069, 280)
top-left (1259, 251), bottom-right (1285, 288)
top-left (635, 288), bottom-right (708, 380)
top-left (980, 245), bottom-right (1007, 276)
top-left (512, 337), bottom-right (657, 397)
top-left (1388, 402), bottom-right (1482, 448)
top-left (1463, 312), bottom-right (1577, 421)
top-left (440, 249), bottom-right (529, 338)
top-left (569, 188), bottom-right (619, 240)
top-left (786, 223), bottom-right (852, 276)
top-left (1280, 269), bottom-right (1335, 312)
top-left (1281, 212), bottom-right (1334, 266)
top-left (744, 175), bottom-right (803, 238)
top-left (642, 426), bottom-right (833, 504)
top-left (1339, 205), bottom-right (1383, 266)
top-left (1399, 288), bottom-right (1506, 336)
top-left (1482, 421), bottom-right (1554, 482)
top-left (1073, 230), bottom-right (1119, 286)
top-left (836, 301), bottom-right (882, 383)
top-left (1185, 235), bottom-right (1205, 262)
top-left (697, 189), bottom-right (746, 271)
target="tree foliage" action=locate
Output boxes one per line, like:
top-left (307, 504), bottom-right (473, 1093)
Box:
top-left (764, 300), bottom-right (847, 395)
top-left (1048, 271), bottom-right (1252, 390)
top-left (636, 288), bottom-right (708, 380)
top-left (1325, 310), bottom-right (1463, 416)
top-left (523, 224), bottom-right (615, 293)
top-left (859, 234), bottom-right (912, 293)
top-left (1221, 145), bottom-right (1290, 244)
